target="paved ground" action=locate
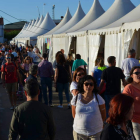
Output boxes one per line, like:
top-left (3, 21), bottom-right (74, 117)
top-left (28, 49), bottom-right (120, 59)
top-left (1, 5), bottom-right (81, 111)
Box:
top-left (0, 84), bottom-right (73, 140)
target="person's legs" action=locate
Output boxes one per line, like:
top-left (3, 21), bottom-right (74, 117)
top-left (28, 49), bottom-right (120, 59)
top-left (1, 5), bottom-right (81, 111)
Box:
top-left (132, 122), bottom-right (140, 140)
top-left (104, 94), bottom-right (115, 118)
top-left (41, 77), bottom-right (48, 105)
top-left (57, 83), bottom-right (63, 105)
top-left (73, 131), bottom-right (87, 140)
top-left (12, 82), bottom-right (18, 106)
top-left (46, 77), bottom-right (52, 105)
top-left (6, 83), bottom-right (14, 107)
top-left (64, 83), bottom-right (70, 103)
top-left (88, 132), bottom-right (101, 140)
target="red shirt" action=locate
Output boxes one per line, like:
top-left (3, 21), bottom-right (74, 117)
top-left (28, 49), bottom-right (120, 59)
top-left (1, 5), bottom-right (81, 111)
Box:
top-left (1, 62), bottom-right (18, 83)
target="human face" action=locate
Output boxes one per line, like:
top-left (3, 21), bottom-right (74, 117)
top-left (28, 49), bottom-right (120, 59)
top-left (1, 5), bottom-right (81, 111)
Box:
top-left (76, 70), bottom-right (85, 82)
top-left (83, 79), bottom-right (94, 93)
top-left (131, 68), bottom-right (140, 83)
top-left (6, 55), bottom-right (11, 63)
top-left (125, 103), bottom-right (134, 121)
top-left (26, 59), bottom-right (30, 64)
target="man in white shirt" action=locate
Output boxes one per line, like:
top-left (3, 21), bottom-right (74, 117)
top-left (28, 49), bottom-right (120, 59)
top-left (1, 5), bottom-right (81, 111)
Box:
top-left (121, 49), bottom-right (140, 80)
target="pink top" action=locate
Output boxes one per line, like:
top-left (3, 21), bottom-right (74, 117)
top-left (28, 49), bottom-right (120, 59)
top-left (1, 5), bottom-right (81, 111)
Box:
top-left (22, 63), bottom-right (33, 72)
top-left (123, 84), bottom-right (140, 124)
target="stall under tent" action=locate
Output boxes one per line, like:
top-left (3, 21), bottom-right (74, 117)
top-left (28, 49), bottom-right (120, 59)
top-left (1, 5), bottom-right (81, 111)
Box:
top-left (68, 0), bottom-right (135, 74)
top-left (88, 4), bottom-right (140, 69)
top-left (37, 8), bottom-right (72, 61)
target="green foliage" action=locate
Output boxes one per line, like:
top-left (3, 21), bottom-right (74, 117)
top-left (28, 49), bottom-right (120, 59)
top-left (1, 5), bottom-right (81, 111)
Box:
top-left (4, 30), bottom-right (20, 41)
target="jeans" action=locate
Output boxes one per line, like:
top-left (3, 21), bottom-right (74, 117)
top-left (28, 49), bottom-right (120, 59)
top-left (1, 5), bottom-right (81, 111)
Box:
top-left (41, 77), bottom-right (52, 105)
top-left (132, 122), bottom-right (140, 140)
top-left (73, 131), bottom-right (101, 140)
top-left (57, 82), bottom-right (70, 105)
top-left (104, 94), bottom-right (116, 118)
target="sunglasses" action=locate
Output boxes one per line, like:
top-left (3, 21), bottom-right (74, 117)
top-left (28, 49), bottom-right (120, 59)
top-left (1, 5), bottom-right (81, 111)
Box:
top-left (6, 57), bottom-right (11, 59)
top-left (77, 73), bottom-right (85, 76)
top-left (84, 82), bottom-right (94, 87)
top-left (133, 72), bottom-right (140, 75)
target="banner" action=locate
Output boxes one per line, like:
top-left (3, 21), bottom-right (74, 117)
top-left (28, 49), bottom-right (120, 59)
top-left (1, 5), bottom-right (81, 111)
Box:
top-left (45, 38), bottom-right (51, 49)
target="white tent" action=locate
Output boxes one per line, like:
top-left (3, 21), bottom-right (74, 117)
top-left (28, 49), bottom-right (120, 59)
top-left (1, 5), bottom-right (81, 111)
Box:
top-left (26, 15), bottom-right (44, 38)
top-left (68, 0), bottom-right (135, 74)
top-left (43, 8), bottom-right (72, 36)
top-left (37, 8), bottom-right (72, 61)
top-left (19, 19), bottom-right (36, 38)
top-left (78, 0), bottom-right (135, 31)
top-left (52, 2), bottom-right (86, 62)
top-left (66, 0), bottom-right (105, 33)
top-left (54, 2), bottom-right (85, 34)
top-left (30, 13), bottom-right (56, 39)
top-left (88, 4), bottom-right (140, 68)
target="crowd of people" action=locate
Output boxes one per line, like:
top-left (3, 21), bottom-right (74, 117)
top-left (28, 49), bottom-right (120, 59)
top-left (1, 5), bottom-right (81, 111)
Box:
top-left (0, 43), bottom-right (140, 140)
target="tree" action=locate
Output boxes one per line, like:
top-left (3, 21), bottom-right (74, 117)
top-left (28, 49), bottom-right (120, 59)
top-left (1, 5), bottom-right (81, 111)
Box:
top-left (4, 30), bottom-right (20, 41)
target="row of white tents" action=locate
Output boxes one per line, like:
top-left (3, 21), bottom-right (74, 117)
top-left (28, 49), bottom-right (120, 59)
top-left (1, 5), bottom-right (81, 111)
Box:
top-left (13, 0), bottom-right (140, 73)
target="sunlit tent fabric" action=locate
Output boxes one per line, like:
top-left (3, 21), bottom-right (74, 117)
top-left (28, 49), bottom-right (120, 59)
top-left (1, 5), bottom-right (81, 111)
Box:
top-left (78, 0), bottom-right (135, 31)
top-left (88, 4), bottom-right (140, 68)
top-left (37, 8), bottom-right (72, 61)
top-left (26, 15), bottom-right (44, 37)
top-left (68, 0), bottom-right (135, 74)
top-left (52, 2), bottom-right (85, 62)
top-left (66, 0), bottom-right (105, 33)
top-left (54, 2), bottom-right (85, 34)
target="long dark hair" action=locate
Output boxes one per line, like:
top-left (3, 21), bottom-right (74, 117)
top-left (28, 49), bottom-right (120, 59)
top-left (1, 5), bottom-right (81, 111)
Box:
top-left (127, 66), bottom-right (140, 83)
top-left (78, 75), bottom-right (98, 94)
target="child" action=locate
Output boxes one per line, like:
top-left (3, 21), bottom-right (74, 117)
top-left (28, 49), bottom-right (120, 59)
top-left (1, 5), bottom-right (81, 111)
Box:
top-left (22, 56), bottom-right (33, 77)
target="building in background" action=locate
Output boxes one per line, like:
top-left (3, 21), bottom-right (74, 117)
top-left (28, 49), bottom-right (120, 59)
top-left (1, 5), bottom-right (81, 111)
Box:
top-left (0, 18), bottom-right (4, 43)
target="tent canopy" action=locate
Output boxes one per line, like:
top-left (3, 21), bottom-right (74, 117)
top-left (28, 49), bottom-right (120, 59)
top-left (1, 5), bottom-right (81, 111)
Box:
top-left (78, 0), bottom-right (135, 32)
top-left (42, 8), bottom-right (72, 37)
top-left (66, 0), bottom-right (105, 33)
top-left (30, 13), bottom-right (56, 39)
top-left (54, 2), bottom-right (85, 34)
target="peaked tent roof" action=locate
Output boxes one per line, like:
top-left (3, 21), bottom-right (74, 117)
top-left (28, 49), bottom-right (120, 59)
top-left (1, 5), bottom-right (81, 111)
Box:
top-left (15, 21), bottom-right (31, 38)
top-left (54, 2), bottom-right (85, 34)
top-left (66, 0), bottom-right (105, 33)
top-left (89, 4), bottom-right (140, 34)
top-left (19, 19), bottom-right (36, 38)
top-left (42, 8), bottom-right (72, 37)
top-left (30, 13), bottom-right (56, 39)
top-left (78, 0), bottom-right (135, 32)
top-left (27, 15), bottom-right (44, 37)
top-left (14, 23), bottom-right (29, 38)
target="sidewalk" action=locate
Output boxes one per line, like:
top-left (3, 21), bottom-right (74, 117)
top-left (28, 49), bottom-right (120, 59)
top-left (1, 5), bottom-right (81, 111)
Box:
top-left (0, 84), bottom-right (73, 140)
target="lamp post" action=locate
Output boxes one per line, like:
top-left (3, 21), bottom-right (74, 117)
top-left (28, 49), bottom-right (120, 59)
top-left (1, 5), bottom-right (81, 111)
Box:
top-left (43, 3), bottom-right (46, 16)
top-left (36, 6), bottom-right (40, 18)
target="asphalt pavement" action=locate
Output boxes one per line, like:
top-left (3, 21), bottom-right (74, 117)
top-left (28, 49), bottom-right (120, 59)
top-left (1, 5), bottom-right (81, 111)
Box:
top-left (0, 84), bottom-right (73, 140)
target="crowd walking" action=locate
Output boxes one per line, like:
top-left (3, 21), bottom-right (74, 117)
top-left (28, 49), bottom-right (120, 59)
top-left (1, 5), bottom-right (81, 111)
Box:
top-left (0, 43), bottom-right (140, 140)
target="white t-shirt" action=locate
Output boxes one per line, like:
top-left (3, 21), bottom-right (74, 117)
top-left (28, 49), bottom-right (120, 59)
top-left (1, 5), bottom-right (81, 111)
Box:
top-left (71, 94), bottom-right (105, 136)
top-left (121, 58), bottom-right (140, 77)
top-left (70, 81), bottom-right (78, 95)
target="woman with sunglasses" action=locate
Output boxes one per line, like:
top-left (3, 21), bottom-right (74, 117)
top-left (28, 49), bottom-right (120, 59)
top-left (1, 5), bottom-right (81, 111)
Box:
top-left (70, 67), bottom-right (86, 96)
top-left (123, 66), bottom-right (140, 140)
top-left (71, 75), bottom-right (106, 140)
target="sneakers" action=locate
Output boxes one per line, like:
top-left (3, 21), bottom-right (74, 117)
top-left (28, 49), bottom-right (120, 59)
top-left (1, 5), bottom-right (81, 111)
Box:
top-left (57, 105), bottom-right (63, 108)
top-left (10, 106), bottom-right (14, 110)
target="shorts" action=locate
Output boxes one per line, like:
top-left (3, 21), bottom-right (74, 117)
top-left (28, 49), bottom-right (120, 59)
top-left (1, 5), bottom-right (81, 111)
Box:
top-left (6, 82), bottom-right (17, 93)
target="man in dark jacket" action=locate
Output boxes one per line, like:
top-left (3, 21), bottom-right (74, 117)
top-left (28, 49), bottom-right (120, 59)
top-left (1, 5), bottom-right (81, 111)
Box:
top-left (8, 79), bottom-right (56, 140)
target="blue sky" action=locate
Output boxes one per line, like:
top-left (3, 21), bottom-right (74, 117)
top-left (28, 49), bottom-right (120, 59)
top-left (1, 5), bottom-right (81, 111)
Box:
top-left (1, 0), bottom-right (139, 25)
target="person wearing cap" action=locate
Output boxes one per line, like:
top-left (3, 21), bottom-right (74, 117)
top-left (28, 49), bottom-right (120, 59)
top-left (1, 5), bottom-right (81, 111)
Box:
top-left (121, 49), bottom-right (140, 80)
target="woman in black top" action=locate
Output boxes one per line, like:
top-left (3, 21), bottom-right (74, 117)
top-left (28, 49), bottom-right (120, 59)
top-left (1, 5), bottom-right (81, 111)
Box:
top-left (54, 53), bottom-right (72, 109)
top-left (100, 94), bottom-right (136, 140)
